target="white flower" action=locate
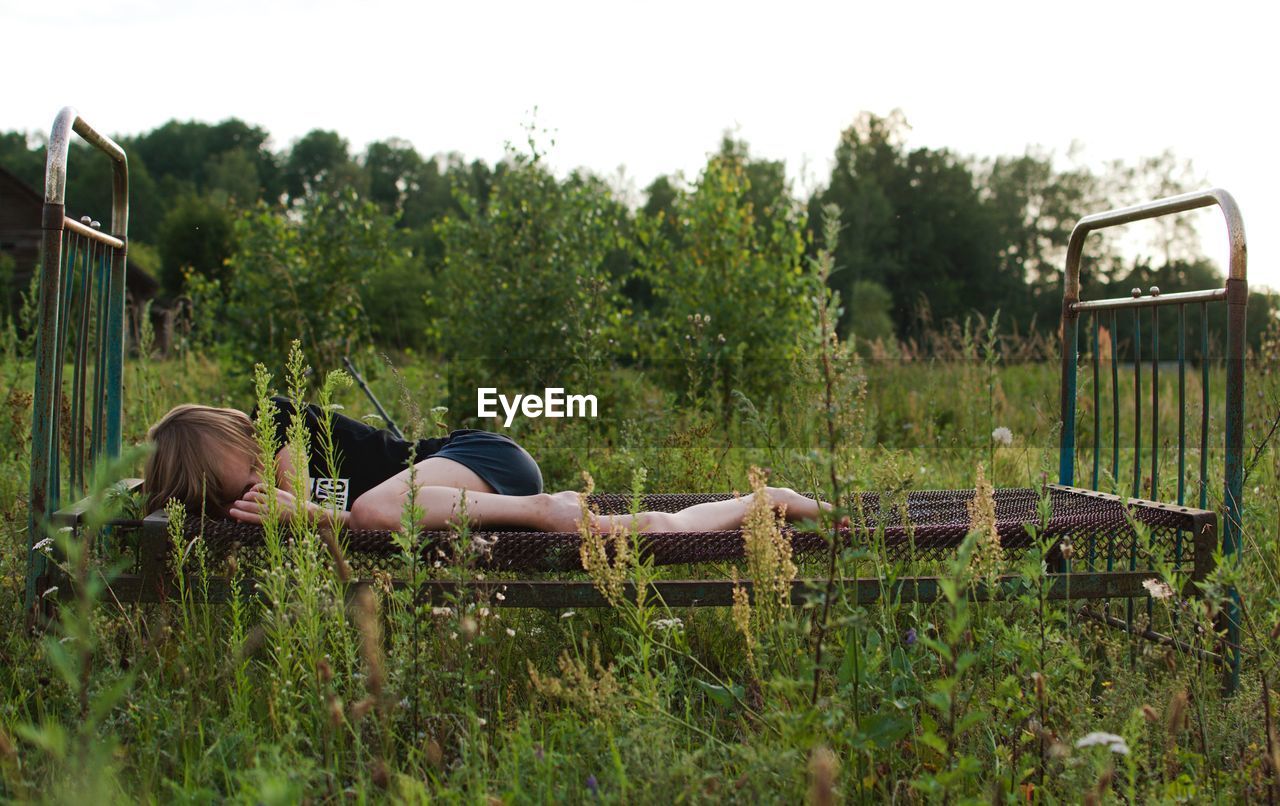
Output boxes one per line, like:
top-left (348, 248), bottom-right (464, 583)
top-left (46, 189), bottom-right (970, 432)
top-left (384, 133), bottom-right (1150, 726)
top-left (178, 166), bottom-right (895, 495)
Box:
top-left (33, 537), bottom-right (54, 554)
top-left (431, 607), bottom-right (451, 617)
top-left (1142, 578), bottom-right (1174, 600)
top-left (992, 426), bottom-right (1013, 447)
top-left (495, 592), bottom-right (506, 601)
top-left (651, 618), bottom-right (684, 631)
top-left (560, 610), bottom-right (576, 619)
top-left (1075, 732), bottom-right (1130, 755)
top-left (505, 628), bottom-right (516, 637)
top-left (41, 586), bottom-right (58, 598)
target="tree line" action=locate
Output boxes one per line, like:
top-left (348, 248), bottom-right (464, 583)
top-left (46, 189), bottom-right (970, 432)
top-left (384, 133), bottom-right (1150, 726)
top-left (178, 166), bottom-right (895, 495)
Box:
top-left (1, 110), bottom-right (1271, 387)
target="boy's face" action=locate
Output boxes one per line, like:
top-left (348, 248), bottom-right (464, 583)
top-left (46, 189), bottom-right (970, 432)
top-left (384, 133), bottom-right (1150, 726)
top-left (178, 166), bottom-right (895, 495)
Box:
top-left (211, 440), bottom-right (263, 510)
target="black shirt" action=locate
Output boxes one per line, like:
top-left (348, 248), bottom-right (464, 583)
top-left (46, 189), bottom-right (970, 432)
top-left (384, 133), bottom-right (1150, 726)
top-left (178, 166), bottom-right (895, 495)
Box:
top-left (266, 396), bottom-right (449, 512)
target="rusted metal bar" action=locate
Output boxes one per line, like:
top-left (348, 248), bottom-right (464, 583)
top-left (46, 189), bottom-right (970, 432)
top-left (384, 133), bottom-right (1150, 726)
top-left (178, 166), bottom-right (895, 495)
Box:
top-left (1152, 299), bottom-right (1160, 499)
top-left (1090, 311), bottom-right (1100, 568)
top-left (63, 216), bottom-right (124, 249)
top-left (1200, 303), bottom-right (1209, 510)
top-left (25, 108), bottom-right (130, 620)
top-left (1133, 300), bottom-right (1142, 499)
top-left (1223, 279), bottom-right (1249, 696)
top-left (1091, 312), bottom-right (1100, 488)
top-left (26, 215), bottom-right (66, 616)
top-left (1063, 188), bottom-right (1245, 295)
top-left (96, 570), bottom-right (1180, 607)
top-left (1176, 304), bottom-right (1186, 567)
top-left (1111, 310), bottom-right (1120, 492)
top-left (1071, 287), bottom-right (1225, 312)
top-left (92, 242), bottom-right (110, 464)
top-left (1077, 606), bottom-right (1221, 663)
top-left (1059, 284), bottom-right (1080, 485)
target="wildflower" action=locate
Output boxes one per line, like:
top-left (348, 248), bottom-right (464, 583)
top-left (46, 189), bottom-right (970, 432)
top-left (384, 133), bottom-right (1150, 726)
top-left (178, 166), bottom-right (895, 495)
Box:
top-left (505, 628), bottom-right (516, 637)
top-left (586, 774), bottom-right (599, 795)
top-left (742, 466), bottom-right (796, 613)
top-left (1142, 578), bottom-right (1174, 600)
top-left (1167, 689), bottom-right (1189, 736)
top-left (426, 738), bottom-right (444, 767)
top-left (651, 618), bottom-right (684, 631)
top-left (351, 697), bottom-right (376, 722)
top-left (495, 591), bottom-right (506, 601)
top-left (32, 537), bottom-right (53, 554)
top-left (808, 746), bottom-right (839, 806)
top-left (1075, 732), bottom-right (1130, 755)
top-left (41, 586), bottom-right (58, 598)
top-left (459, 616), bottom-right (478, 642)
top-left (967, 463), bottom-right (1003, 578)
top-left (533, 744), bottom-right (544, 761)
top-left (528, 642), bottom-right (620, 716)
top-left (904, 627), bottom-right (918, 646)
top-left (561, 610), bottom-right (575, 619)
top-left (577, 471), bottom-right (633, 606)
top-left (371, 757), bottom-right (389, 789)
top-left (731, 573), bottom-right (755, 666)
top-left (992, 426), bottom-right (1013, 446)
top-left (327, 696), bottom-right (344, 729)
top-left (351, 585), bottom-right (385, 699)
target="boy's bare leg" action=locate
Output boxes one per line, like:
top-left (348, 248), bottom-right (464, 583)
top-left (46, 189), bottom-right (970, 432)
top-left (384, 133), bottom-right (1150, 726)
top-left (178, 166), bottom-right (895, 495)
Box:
top-left (591, 487), bottom-right (830, 534)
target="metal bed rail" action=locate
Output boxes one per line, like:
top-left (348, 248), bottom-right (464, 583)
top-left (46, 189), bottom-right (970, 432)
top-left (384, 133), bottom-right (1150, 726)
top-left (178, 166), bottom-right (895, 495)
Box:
top-left (25, 107), bottom-right (130, 619)
top-left (1057, 188), bottom-right (1247, 693)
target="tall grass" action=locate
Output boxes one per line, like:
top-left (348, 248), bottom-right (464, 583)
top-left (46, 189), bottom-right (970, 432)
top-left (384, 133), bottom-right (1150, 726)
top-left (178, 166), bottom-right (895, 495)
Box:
top-left (0, 323), bottom-right (1277, 801)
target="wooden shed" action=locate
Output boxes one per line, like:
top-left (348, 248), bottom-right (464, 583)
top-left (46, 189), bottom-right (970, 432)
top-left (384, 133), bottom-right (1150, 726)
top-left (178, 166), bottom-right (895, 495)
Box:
top-left (0, 164), bottom-right (159, 314)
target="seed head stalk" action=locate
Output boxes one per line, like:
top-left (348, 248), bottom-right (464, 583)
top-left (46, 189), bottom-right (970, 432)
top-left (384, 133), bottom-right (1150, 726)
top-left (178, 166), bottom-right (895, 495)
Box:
top-left (810, 205), bottom-right (846, 707)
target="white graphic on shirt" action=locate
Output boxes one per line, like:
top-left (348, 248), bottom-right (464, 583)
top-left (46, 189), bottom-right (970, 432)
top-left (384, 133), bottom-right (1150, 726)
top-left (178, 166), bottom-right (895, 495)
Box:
top-left (310, 477), bottom-right (351, 510)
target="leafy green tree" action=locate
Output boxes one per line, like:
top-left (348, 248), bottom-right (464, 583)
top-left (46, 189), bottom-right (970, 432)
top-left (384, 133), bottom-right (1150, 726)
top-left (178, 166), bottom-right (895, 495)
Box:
top-left (433, 147), bottom-right (628, 414)
top-left (223, 190), bottom-right (389, 369)
top-left (0, 131), bottom-right (44, 188)
top-left (283, 130), bottom-right (367, 202)
top-left (365, 138), bottom-right (426, 217)
top-left (636, 150), bottom-right (814, 410)
top-left (157, 194), bottom-right (236, 293)
top-left (131, 118), bottom-right (279, 202)
top-left (980, 147), bottom-right (1103, 327)
top-left (204, 148), bottom-right (265, 206)
top-left (814, 111), bottom-right (1013, 340)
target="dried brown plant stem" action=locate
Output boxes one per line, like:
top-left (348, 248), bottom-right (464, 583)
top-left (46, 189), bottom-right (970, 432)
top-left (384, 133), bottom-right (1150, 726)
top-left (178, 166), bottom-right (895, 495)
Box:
top-left (810, 206), bottom-right (846, 708)
top-left (1263, 671), bottom-right (1279, 806)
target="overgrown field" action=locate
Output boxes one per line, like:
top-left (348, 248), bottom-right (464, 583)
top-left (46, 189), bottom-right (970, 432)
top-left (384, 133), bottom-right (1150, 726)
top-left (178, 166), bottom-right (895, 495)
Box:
top-left (1, 325), bottom-right (1279, 802)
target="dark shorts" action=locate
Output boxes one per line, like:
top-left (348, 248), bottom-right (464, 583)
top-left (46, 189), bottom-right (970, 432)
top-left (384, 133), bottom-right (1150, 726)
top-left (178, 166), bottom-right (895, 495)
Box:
top-left (431, 430), bottom-right (544, 496)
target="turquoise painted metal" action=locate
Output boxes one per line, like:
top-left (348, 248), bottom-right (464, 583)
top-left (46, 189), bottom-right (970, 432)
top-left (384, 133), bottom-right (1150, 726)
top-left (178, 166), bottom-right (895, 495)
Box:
top-left (1059, 188), bottom-right (1248, 695)
top-left (24, 108), bottom-right (130, 620)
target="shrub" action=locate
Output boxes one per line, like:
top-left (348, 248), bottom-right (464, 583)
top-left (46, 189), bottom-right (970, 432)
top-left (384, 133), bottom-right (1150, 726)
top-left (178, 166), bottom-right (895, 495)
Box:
top-left (222, 190), bottom-right (405, 369)
top-left (432, 147), bottom-right (629, 418)
top-left (634, 152), bottom-right (816, 412)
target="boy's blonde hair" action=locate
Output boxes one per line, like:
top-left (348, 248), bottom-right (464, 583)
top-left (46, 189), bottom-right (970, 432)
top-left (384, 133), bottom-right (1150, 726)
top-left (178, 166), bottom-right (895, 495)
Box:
top-left (144, 404), bottom-right (259, 516)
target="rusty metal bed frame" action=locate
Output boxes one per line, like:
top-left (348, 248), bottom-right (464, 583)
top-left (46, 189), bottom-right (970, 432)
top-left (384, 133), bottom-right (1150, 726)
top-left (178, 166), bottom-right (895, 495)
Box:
top-left (23, 109), bottom-right (1247, 693)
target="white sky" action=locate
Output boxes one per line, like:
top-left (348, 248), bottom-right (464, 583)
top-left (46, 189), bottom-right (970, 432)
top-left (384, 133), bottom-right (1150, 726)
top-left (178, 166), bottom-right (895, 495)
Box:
top-left (3, 0), bottom-right (1278, 290)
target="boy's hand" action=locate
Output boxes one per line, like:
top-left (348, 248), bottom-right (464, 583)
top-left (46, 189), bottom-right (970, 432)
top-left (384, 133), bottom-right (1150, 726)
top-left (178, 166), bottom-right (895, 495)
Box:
top-left (229, 483), bottom-right (313, 525)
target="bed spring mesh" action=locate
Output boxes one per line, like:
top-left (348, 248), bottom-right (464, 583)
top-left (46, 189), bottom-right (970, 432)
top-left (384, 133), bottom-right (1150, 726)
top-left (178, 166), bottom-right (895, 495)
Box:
top-left (179, 487), bottom-right (1203, 576)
